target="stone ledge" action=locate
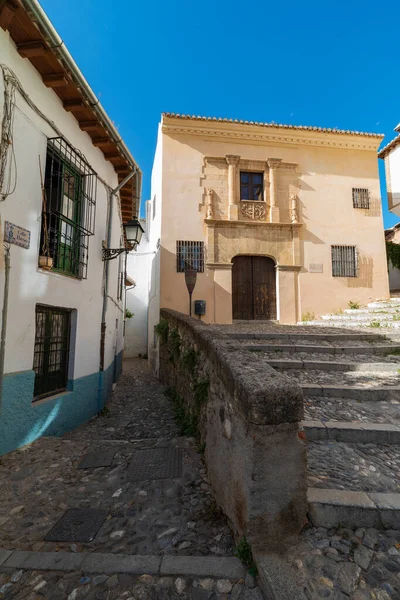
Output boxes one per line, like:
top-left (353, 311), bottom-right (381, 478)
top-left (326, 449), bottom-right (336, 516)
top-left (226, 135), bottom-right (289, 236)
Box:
top-left (160, 309), bottom-right (304, 425)
top-left (308, 488), bottom-right (400, 529)
top-left (302, 420), bottom-right (400, 444)
top-left (0, 550), bottom-right (244, 578)
top-left (300, 384), bottom-right (400, 401)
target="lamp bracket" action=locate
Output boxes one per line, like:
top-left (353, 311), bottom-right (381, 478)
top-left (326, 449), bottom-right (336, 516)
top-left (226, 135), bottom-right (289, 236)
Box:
top-left (102, 248), bottom-right (127, 261)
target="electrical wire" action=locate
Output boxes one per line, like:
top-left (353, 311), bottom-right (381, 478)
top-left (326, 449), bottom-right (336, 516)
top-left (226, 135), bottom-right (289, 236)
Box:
top-left (0, 64), bottom-right (115, 199)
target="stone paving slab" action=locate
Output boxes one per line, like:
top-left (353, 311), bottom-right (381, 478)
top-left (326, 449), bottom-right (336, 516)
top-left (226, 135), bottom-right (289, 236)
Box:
top-left (302, 383), bottom-right (400, 400)
top-left (78, 450), bottom-right (116, 469)
top-left (0, 549), bottom-right (244, 578)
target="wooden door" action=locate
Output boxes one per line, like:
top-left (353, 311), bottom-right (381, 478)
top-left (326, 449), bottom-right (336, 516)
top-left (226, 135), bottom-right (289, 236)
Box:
top-left (232, 256), bottom-right (276, 320)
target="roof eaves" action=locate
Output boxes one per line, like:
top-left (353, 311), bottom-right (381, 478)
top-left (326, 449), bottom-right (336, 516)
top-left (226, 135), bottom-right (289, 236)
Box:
top-left (378, 134), bottom-right (400, 159)
top-left (162, 112), bottom-right (384, 139)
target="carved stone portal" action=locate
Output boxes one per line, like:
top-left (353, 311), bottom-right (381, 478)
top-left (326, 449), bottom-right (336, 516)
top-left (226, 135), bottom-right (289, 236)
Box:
top-left (241, 201), bottom-right (267, 221)
top-left (291, 194), bottom-right (299, 224)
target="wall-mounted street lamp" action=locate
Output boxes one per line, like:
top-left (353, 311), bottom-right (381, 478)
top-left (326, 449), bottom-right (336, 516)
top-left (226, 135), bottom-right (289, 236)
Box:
top-left (102, 217), bottom-right (145, 261)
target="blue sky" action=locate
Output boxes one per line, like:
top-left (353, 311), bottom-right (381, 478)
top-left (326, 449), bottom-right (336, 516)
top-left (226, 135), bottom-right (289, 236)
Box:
top-left (41, 0), bottom-right (400, 227)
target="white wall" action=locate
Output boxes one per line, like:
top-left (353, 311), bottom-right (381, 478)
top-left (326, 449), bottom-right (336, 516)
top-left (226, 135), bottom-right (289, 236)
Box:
top-left (147, 127), bottom-right (163, 373)
top-left (388, 145), bottom-right (400, 216)
top-left (0, 29), bottom-right (125, 378)
top-left (125, 214), bottom-right (156, 357)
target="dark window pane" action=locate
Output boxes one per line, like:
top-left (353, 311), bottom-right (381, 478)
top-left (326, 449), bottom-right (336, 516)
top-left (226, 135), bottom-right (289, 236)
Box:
top-left (240, 172), bottom-right (249, 183)
top-left (253, 174), bottom-right (263, 184)
top-left (253, 185), bottom-right (263, 201)
top-left (241, 185), bottom-right (249, 200)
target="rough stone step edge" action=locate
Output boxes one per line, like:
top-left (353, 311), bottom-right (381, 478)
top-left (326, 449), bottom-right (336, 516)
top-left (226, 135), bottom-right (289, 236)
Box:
top-left (229, 332), bottom-right (390, 341)
top-left (0, 549), bottom-right (305, 600)
top-left (301, 384), bottom-right (400, 401)
top-left (301, 321), bottom-right (400, 328)
top-left (266, 359), bottom-right (399, 372)
top-left (302, 420), bottom-right (400, 444)
top-left (245, 344), bottom-right (400, 356)
top-left (0, 550), bottom-right (244, 579)
top-left (321, 314), bottom-right (400, 321)
top-left (308, 488), bottom-right (400, 530)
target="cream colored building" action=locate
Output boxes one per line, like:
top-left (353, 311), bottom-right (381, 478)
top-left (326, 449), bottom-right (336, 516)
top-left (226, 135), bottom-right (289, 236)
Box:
top-left (149, 113), bottom-right (389, 344)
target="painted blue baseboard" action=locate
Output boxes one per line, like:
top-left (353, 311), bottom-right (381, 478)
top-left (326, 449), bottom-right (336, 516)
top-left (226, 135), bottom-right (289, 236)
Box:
top-left (0, 351), bottom-right (123, 456)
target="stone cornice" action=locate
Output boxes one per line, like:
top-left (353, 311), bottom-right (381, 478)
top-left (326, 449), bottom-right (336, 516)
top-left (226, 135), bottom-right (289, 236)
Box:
top-left (276, 265), bottom-right (302, 272)
top-left (205, 219), bottom-right (302, 229)
top-left (206, 263), bottom-right (233, 270)
top-left (162, 118), bottom-right (382, 152)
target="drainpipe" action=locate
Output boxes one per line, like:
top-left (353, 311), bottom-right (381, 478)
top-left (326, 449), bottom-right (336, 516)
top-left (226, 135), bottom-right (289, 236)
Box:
top-left (100, 169), bottom-right (137, 372)
top-left (0, 244), bottom-right (10, 415)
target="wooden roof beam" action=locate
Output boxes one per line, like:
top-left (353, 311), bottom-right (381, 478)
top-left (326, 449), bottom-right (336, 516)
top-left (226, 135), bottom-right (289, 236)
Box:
top-left (79, 120), bottom-right (102, 132)
top-left (92, 137), bottom-right (110, 147)
top-left (17, 40), bottom-right (47, 58)
top-left (42, 72), bottom-right (69, 88)
top-left (104, 152), bottom-right (120, 161)
top-left (63, 99), bottom-right (86, 112)
top-left (0, 0), bottom-right (18, 30)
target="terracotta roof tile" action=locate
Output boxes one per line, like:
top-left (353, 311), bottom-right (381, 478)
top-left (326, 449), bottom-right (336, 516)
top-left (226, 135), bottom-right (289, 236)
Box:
top-left (162, 112), bottom-right (384, 139)
top-left (378, 134), bottom-right (400, 158)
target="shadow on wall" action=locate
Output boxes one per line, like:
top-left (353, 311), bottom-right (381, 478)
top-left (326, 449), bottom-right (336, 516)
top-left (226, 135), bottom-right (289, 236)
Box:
top-left (361, 196), bottom-right (381, 218)
top-left (342, 252), bottom-right (373, 289)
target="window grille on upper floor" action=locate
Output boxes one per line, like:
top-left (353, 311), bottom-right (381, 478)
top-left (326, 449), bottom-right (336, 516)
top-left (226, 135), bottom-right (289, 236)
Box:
top-left (40, 137), bottom-right (97, 279)
top-left (352, 188), bottom-right (370, 209)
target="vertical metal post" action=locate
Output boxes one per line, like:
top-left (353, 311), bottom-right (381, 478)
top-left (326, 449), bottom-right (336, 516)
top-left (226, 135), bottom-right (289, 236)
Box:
top-left (0, 244), bottom-right (11, 414)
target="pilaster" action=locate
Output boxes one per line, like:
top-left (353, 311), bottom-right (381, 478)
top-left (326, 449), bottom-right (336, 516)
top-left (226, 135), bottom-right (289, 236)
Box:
top-left (226, 154), bottom-right (240, 220)
top-left (267, 158), bottom-right (282, 223)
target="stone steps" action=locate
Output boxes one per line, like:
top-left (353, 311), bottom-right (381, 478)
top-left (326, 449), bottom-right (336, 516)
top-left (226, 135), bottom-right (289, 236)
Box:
top-left (301, 320), bottom-right (400, 328)
top-left (246, 343), bottom-right (400, 355)
top-left (303, 420), bottom-right (400, 444)
top-left (267, 359), bottom-right (399, 372)
top-left (308, 487), bottom-right (400, 529)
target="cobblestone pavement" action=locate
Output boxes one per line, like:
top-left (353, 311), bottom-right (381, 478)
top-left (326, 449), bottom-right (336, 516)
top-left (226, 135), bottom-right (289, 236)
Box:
top-left (0, 360), bottom-right (233, 558)
top-left (0, 568), bottom-right (258, 600)
top-left (304, 396), bottom-right (400, 424)
top-left (308, 441), bottom-right (400, 492)
top-left (289, 524), bottom-right (400, 600)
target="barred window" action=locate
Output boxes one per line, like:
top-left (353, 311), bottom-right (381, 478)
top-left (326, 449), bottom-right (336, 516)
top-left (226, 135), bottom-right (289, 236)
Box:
top-left (40, 137), bottom-right (97, 279)
top-left (176, 241), bottom-right (204, 272)
top-left (352, 188), bottom-right (370, 209)
top-left (240, 172), bottom-right (264, 201)
top-left (331, 245), bottom-right (358, 277)
top-left (33, 305), bottom-right (71, 400)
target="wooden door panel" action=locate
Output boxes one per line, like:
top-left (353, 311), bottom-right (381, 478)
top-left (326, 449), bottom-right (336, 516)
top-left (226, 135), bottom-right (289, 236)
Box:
top-left (232, 256), bottom-right (276, 320)
top-left (232, 256), bottom-right (253, 320)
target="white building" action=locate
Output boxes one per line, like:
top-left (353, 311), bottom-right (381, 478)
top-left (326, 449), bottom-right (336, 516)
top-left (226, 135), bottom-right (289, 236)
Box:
top-left (380, 123), bottom-right (400, 218)
top-left (0, 0), bottom-right (142, 454)
top-left (125, 215), bottom-right (155, 358)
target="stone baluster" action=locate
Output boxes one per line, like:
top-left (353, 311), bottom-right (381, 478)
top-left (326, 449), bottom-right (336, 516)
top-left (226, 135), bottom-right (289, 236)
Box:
top-left (267, 158), bottom-right (282, 223)
top-left (225, 154), bottom-right (240, 220)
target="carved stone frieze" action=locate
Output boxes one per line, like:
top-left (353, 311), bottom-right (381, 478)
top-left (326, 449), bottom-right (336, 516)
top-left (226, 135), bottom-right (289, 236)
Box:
top-left (241, 201), bottom-right (267, 221)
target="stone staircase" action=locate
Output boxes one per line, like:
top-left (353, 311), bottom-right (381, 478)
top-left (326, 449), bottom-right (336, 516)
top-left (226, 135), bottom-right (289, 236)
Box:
top-left (301, 297), bottom-right (400, 328)
top-left (233, 326), bottom-right (400, 530)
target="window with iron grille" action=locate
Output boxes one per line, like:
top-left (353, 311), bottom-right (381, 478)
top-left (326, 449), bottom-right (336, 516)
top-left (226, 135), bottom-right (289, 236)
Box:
top-left (331, 245), bottom-right (358, 277)
top-left (33, 305), bottom-right (71, 400)
top-left (240, 172), bottom-right (264, 201)
top-left (176, 241), bottom-right (205, 272)
top-left (40, 137), bottom-right (97, 279)
top-left (352, 188), bottom-right (370, 209)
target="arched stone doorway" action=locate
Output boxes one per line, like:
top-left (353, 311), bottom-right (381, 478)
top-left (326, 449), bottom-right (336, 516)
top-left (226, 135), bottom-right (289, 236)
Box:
top-left (232, 256), bottom-right (277, 320)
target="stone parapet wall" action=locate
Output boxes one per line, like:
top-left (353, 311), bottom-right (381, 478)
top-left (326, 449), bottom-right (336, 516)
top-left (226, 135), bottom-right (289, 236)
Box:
top-left (158, 309), bottom-right (307, 552)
